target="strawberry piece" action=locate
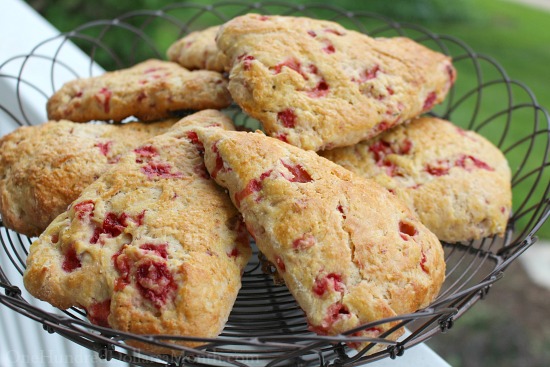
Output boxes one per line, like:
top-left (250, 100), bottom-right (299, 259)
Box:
top-left (136, 259), bottom-right (176, 308)
top-left (324, 28), bottom-right (345, 36)
top-left (186, 131), bottom-right (204, 154)
top-left (227, 247), bottom-right (240, 258)
top-left (309, 302), bottom-right (351, 335)
top-left (62, 245), bottom-right (81, 272)
top-left (420, 250), bottom-right (429, 273)
top-left (237, 54), bottom-right (255, 71)
top-left (234, 169), bottom-right (273, 207)
top-left (273, 133), bottom-right (289, 143)
top-left (337, 204), bottom-right (347, 219)
top-left (399, 221), bottom-right (417, 241)
top-left (272, 58), bottom-right (308, 79)
top-left (322, 41), bottom-right (335, 54)
top-left (134, 145), bottom-right (158, 163)
top-left (455, 155), bottom-right (494, 172)
top-left (423, 91), bottom-right (437, 111)
top-left (95, 87), bottom-right (112, 113)
top-left (141, 162), bottom-right (182, 179)
top-left (73, 200), bottom-right (95, 220)
top-left (140, 243), bottom-right (168, 259)
top-left (313, 273), bottom-right (344, 296)
top-left (90, 212), bottom-right (128, 244)
top-left (277, 109), bottom-right (297, 128)
top-left (112, 246), bottom-right (131, 291)
top-left (275, 255), bottom-right (286, 272)
top-left (94, 141), bottom-right (112, 156)
top-left (426, 160), bottom-right (451, 176)
top-left (292, 233), bottom-right (316, 250)
top-left (307, 30), bottom-right (317, 37)
top-left (281, 161), bottom-right (313, 183)
top-left (306, 80), bottom-right (330, 98)
top-left (85, 299), bottom-right (111, 327)
top-left (353, 65), bottom-right (380, 84)
top-left (210, 142), bottom-right (227, 179)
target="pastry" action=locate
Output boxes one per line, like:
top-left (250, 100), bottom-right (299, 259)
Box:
top-left (216, 14), bottom-right (456, 151)
top-left (320, 117), bottom-right (512, 243)
top-left (0, 118), bottom-right (177, 237)
top-left (167, 25), bottom-right (227, 72)
top-left (47, 59), bottom-right (232, 122)
top-left (23, 110), bottom-right (251, 353)
top-left (194, 127), bottom-right (445, 348)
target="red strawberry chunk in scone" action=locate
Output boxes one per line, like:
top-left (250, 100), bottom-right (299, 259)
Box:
top-left (90, 212), bottom-right (128, 244)
top-left (73, 200), bottom-right (95, 220)
top-left (135, 259), bottom-right (177, 308)
top-left (313, 272), bottom-right (345, 296)
top-left (309, 302), bottom-right (351, 335)
top-left (95, 141), bottom-right (112, 156)
top-left (95, 87), bottom-right (112, 113)
top-left (85, 299), bottom-right (111, 327)
top-left (62, 244), bottom-right (81, 272)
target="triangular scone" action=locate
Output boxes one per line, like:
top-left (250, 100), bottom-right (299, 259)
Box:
top-left (24, 110), bottom-right (251, 354)
top-left (167, 25), bottom-right (227, 72)
top-left (216, 14), bottom-right (456, 151)
top-left (321, 117), bottom-right (512, 243)
top-left (195, 128), bottom-right (445, 347)
top-left (47, 59), bottom-right (232, 122)
top-left (0, 118), bottom-right (177, 237)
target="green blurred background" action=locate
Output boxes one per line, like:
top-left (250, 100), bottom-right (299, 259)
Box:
top-left (19, 1), bottom-right (550, 366)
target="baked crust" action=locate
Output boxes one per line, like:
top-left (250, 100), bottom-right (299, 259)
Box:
top-left (0, 119), bottom-right (177, 237)
top-left (167, 25), bottom-right (227, 72)
top-left (320, 117), bottom-right (512, 243)
top-left (195, 127), bottom-right (445, 348)
top-left (47, 59), bottom-right (232, 122)
top-left (23, 110), bottom-right (251, 353)
top-left (216, 14), bottom-right (456, 151)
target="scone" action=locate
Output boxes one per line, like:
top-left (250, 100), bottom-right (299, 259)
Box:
top-left (167, 25), bottom-right (227, 72)
top-left (23, 110), bottom-right (251, 354)
top-left (216, 14), bottom-right (456, 151)
top-left (47, 59), bottom-right (232, 122)
top-left (194, 127), bottom-right (445, 349)
top-left (0, 119), bottom-right (177, 237)
top-left (320, 117), bottom-right (512, 243)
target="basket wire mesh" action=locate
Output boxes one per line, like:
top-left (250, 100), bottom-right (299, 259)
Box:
top-left (1, 1), bottom-right (549, 366)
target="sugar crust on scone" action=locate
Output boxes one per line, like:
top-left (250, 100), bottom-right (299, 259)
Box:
top-left (195, 127), bottom-right (445, 348)
top-left (0, 119), bottom-right (177, 237)
top-left (47, 59), bottom-right (232, 122)
top-left (320, 117), bottom-right (512, 243)
top-left (23, 110), bottom-right (251, 354)
top-left (216, 14), bottom-right (456, 151)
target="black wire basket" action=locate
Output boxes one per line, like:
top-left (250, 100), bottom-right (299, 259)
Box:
top-left (1, 2), bottom-right (550, 366)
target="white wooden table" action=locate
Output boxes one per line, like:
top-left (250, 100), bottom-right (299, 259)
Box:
top-left (0, 1), bottom-right (451, 366)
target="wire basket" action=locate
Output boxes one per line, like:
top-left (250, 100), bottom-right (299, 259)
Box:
top-left (1, 1), bottom-right (549, 366)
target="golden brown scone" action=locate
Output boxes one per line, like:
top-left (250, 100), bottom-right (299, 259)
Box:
top-left (167, 25), bottom-right (227, 72)
top-left (0, 119), bottom-right (177, 237)
top-left (216, 14), bottom-right (456, 151)
top-left (47, 59), bottom-right (232, 122)
top-left (23, 110), bottom-right (251, 354)
top-left (321, 117), bottom-right (512, 243)
top-left (195, 127), bottom-right (445, 349)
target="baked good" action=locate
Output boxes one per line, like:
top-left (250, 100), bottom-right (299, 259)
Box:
top-left (23, 110), bottom-right (251, 353)
top-left (0, 119), bottom-right (177, 237)
top-left (167, 25), bottom-right (227, 72)
top-left (216, 14), bottom-right (456, 151)
top-left (47, 59), bottom-right (232, 122)
top-left (320, 117), bottom-right (512, 243)
top-left (194, 127), bottom-right (445, 348)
